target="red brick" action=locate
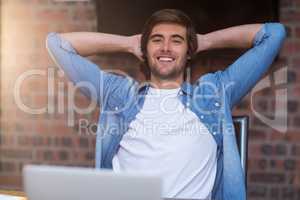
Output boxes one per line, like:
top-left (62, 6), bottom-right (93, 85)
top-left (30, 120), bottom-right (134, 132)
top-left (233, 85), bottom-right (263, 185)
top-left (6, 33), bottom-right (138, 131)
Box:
top-left (285, 131), bottom-right (300, 141)
top-left (291, 144), bottom-right (300, 155)
top-left (292, 84), bottom-right (300, 96)
top-left (269, 130), bottom-right (289, 141)
top-left (250, 172), bottom-right (285, 183)
top-left (48, 123), bottom-right (73, 135)
top-left (295, 26), bottom-right (300, 38)
top-left (248, 158), bottom-right (268, 170)
top-left (0, 148), bottom-right (33, 160)
top-left (33, 120), bottom-right (49, 134)
top-left (292, 57), bottom-right (300, 68)
top-left (293, 115), bottom-right (300, 129)
top-left (248, 143), bottom-right (263, 157)
top-left (280, 10), bottom-right (300, 23)
top-left (35, 10), bottom-right (68, 22)
top-left (291, 171), bottom-right (300, 187)
top-left (295, 0), bottom-right (300, 7)
top-left (74, 8), bottom-right (96, 21)
top-left (249, 129), bottom-right (268, 140)
top-left (269, 159), bottom-right (285, 170)
top-left (0, 175), bottom-right (22, 189)
top-left (281, 40), bottom-right (300, 56)
top-left (294, 41), bottom-right (300, 52)
top-left (33, 94), bottom-right (48, 108)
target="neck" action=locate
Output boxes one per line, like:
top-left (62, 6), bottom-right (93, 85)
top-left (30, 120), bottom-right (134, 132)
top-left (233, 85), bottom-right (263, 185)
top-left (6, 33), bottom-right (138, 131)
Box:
top-left (150, 75), bottom-right (183, 89)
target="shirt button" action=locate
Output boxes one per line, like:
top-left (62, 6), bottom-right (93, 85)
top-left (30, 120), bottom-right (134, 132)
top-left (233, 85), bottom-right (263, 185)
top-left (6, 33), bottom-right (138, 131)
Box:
top-left (213, 131), bottom-right (217, 135)
top-left (200, 115), bottom-right (204, 119)
top-left (215, 102), bottom-right (220, 107)
top-left (186, 102), bottom-right (190, 107)
top-left (114, 106), bottom-right (119, 111)
top-left (179, 91), bottom-right (183, 95)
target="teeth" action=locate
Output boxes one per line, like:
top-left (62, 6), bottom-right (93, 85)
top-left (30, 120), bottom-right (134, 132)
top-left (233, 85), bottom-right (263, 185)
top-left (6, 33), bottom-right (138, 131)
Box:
top-left (158, 57), bottom-right (174, 62)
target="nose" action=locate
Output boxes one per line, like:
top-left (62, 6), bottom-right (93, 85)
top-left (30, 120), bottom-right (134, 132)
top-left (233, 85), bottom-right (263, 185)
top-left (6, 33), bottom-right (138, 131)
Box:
top-left (161, 40), bottom-right (171, 52)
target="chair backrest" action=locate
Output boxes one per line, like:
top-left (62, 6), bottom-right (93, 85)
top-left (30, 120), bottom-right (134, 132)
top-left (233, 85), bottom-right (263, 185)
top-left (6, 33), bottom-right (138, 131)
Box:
top-left (232, 115), bottom-right (249, 186)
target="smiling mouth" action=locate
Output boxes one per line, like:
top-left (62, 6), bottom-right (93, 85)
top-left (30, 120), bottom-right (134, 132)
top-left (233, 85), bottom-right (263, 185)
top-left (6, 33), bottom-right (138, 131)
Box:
top-left (157, 56), bottom-right (175, 62)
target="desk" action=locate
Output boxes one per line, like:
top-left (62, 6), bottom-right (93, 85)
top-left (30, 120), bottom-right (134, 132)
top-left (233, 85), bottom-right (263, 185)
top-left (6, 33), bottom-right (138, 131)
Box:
top-left (0, 191), bottom-right (199, 200)
top-left (0, 190), bottom-right (26, 200)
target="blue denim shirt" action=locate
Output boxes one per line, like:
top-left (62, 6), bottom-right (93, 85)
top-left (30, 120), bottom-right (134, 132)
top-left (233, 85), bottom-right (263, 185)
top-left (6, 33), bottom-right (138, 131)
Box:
top-left (46, 23), bottom-right (286, 200)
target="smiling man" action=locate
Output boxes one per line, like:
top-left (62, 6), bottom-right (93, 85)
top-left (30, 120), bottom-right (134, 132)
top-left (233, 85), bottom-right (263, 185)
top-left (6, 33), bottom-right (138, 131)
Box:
top-left (145, 23), bottom-right (189, 84)
top-left (46, 9), bottom-right (286, 200)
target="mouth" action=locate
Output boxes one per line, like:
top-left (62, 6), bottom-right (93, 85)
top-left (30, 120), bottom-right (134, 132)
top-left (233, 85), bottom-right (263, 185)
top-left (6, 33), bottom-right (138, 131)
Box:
top-left (156, 56), bottom-right (176, 63)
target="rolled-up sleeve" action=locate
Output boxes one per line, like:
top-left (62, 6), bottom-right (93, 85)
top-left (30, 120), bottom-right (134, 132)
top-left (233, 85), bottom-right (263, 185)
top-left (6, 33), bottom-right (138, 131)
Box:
top-left (218, 23), bottom-right (286, 108)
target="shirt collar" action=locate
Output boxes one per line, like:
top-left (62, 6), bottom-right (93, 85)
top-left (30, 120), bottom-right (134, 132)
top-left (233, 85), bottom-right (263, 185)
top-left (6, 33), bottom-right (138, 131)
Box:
top-left (181, 82), bottom-right (193, 96)
top-left (137, 81), bottom-right (193, 96)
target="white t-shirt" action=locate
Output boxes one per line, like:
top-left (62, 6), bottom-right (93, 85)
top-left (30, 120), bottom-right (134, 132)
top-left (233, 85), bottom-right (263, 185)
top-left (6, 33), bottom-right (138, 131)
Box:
top-left (112, 87), bottom-right (217, 199)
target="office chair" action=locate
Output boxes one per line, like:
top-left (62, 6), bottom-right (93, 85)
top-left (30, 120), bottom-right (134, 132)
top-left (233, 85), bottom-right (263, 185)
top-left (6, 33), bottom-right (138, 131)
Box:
top-left (232, 115), bottom-right (249, 188)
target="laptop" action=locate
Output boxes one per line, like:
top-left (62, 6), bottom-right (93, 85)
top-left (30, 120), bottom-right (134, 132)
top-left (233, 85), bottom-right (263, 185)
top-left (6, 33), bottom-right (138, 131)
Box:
top-left (23, 165), bottom-right (162, 200)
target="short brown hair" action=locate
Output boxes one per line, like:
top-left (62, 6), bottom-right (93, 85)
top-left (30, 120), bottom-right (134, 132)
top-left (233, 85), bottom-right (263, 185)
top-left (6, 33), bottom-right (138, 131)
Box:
top-left (141, 9), bottom-right (198, 61)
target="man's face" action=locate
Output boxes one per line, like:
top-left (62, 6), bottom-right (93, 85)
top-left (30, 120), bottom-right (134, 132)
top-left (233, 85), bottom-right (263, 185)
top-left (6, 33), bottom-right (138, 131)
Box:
top-left (146, 23), bottom-right (189, 81)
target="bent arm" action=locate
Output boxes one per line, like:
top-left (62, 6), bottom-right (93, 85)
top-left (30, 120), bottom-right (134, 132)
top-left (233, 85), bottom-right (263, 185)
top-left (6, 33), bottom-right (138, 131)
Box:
top-left (46, 32), bottom-right (139, 105)
top-left (59, 32), bottom-right (138, 57)
top-left (197, 24), bottom-right (263, 51)
top-left (197, 23), bottom-right (286, 108)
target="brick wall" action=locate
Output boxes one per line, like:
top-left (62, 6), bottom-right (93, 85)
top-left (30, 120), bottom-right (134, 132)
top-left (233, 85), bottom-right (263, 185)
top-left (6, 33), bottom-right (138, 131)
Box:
top-left (0, 0), bottom-right (299, 199)
top-left (0, 0), bottom-right (99, 189)
top-left (240, 0), bottom-right (300, 199)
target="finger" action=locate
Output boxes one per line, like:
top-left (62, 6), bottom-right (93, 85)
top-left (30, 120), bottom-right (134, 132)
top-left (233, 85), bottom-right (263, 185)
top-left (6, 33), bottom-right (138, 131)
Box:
top-left (138, 56), bottom-right (144, 62)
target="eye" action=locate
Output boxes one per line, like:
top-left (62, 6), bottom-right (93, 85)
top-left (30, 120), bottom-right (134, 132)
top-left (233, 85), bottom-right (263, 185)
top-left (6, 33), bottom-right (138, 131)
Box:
top-left (152, 38), bottom-right (162, 43)
top-left (172, 38), bottom-right (184, 44)
top-left (173, 40), bottom-right (182, 44)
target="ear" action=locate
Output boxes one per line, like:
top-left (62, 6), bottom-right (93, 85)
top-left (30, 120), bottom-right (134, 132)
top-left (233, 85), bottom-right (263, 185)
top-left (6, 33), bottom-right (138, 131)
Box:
top-left (186, 51), bottom-right (192, 60)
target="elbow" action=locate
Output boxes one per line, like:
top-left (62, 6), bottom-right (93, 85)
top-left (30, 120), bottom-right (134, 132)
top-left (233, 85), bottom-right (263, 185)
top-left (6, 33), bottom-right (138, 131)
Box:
top-left (45, 32), bottom-right (62, 69)
top-left (271, 23), bottom-right (287, 41)
top-left (45, 32), bottom-right (57, 53)
top-left (276, 23), bottom-right (287, 39)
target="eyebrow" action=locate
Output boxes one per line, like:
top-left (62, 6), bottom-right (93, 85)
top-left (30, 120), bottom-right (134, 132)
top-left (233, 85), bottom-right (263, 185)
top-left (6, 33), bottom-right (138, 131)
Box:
top-left (150, 34), bottom-right (185, 41)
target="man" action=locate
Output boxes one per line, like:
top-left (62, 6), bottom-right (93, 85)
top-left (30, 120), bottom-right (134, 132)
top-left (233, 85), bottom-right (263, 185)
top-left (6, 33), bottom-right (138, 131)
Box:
top-left (46, 9), bottom-right (286, 200)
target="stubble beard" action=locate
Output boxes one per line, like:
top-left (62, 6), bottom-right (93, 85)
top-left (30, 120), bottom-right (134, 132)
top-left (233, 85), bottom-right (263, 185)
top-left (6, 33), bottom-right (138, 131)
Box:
top-left (149, 63), bottom-right (186, 81)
